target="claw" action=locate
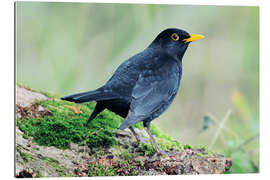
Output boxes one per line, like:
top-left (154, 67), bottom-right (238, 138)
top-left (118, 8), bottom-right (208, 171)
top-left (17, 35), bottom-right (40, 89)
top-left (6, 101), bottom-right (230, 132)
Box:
top-left (155, 148), bottom-right (176, 156)
top-left (145, 126), bottom-right (176, 156)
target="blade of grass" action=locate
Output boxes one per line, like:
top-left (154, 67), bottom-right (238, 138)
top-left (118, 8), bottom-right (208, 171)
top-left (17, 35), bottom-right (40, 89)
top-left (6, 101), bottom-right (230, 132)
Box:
top-left (209, 109), bottom-right (232, 148)
top-left (206, 112), bottom-right (239, 139)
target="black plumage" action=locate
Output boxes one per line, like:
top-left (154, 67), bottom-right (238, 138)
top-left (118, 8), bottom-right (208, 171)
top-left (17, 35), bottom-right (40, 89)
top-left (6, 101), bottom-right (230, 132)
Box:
top-left (61, 28), bottom-right (204, 155)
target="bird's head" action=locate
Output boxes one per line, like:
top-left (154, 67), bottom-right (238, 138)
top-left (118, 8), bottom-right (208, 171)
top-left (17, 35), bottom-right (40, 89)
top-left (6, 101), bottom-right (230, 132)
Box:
top-left (149, 28), bottom-right (204, 60)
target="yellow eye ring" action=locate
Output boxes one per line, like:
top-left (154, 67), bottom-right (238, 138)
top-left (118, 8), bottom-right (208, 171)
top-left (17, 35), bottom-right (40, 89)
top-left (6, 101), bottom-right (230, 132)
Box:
top-left (171, 33), bottom-right (179, 41)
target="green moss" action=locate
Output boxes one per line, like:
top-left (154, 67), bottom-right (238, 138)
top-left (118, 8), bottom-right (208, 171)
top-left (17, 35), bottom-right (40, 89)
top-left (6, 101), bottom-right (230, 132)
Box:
top-left (18, 150), bottom-right (33, 163)
top-left (197, 152), bottom-right (206, 158)
top-left (133, 121), bottom-right (144, 129)
top-left (198, 145), bottom-right (207, 150)
top-left (192, 144), bottom-right (218, 156)
top-left (17, 98), bottom-right (123, 149)
top-left (156, 137), bottom-right (183, 152)
top-left (206, 149), bottom-right (218, 156)
top-left (120, 150), bottom-right (132, 161)
top-left (88, 164), bottom-right (117, 176)
top-left (42, 156), bottom-right (70, 176)
top-left (138, 143), bottom-right (156, 156)
top-left (22, 134), bottom-right (29, 139)
top-left (184, 144), bottom-right (193, 149)
top-left (138, 159), bottom-right (144, 167)
top-left (35, 172), bottom-right (43, 178)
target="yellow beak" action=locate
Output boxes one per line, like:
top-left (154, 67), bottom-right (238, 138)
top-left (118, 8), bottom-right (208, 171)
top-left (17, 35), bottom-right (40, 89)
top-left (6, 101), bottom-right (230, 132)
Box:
top-left (183, 34), bottom-right (204, 43)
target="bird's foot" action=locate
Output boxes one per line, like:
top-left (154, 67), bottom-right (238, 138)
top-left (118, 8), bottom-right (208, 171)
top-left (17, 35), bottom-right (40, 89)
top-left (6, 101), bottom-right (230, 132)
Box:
top-left (137, 137), bottom-right (150, 143)
top-left (129, 127), bottom-right (150, 143)
top-left (131, 137), bottom-right (151, 153)
top-left (155, 148), bottom-right (177, 156)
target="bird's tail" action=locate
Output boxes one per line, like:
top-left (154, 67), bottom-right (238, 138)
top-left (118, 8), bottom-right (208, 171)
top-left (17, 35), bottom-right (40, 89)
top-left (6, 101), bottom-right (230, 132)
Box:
top-left (61, 89), bottom-right (117, 103)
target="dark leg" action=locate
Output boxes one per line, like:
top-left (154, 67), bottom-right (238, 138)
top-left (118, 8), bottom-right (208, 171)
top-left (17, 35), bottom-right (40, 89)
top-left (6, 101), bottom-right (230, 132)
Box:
top-left (143, 121), bottom-right (172, 155)
top-left (85, 102), bottom-right (105, 126)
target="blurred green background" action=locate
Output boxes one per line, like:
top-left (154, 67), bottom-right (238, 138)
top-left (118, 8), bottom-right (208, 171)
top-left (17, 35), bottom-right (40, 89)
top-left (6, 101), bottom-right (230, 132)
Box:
top-left (16, 2), bottom-right (259, 173)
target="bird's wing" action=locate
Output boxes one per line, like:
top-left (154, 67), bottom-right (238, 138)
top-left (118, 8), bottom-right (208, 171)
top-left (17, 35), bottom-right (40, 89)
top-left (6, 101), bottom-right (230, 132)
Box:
top-left (119, 62), bottom-right (181, 129)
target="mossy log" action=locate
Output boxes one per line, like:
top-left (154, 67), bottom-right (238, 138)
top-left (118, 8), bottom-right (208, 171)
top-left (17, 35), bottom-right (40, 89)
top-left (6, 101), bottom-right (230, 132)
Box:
top-left (15, 85), bottom-right (232, 177)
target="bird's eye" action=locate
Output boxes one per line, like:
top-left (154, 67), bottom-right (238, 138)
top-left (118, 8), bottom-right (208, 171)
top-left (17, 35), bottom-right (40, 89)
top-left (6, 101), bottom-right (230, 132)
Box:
top-left (171, 33), bottom-right (179, 41)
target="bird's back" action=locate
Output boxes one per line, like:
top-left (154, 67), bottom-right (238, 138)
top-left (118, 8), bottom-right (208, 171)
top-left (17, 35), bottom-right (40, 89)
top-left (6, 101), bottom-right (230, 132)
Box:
top-left (103, 49), bottom-right (160, 100)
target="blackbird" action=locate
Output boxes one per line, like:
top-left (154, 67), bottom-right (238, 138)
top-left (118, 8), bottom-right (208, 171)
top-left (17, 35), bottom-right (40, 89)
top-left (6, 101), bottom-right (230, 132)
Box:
top-left (61, 28), bottom-right (204, 155)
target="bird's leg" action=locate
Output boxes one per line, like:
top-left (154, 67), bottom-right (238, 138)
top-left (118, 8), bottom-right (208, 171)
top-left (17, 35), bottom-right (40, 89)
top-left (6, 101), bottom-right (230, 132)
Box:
top-left (145, 127), bottom-right (167, 155)
top-left (129, 126), bottom-right (149, 143)
top-left (129, 126), bottom-right (141, 143)
top-left (85, 103), bottom-right (105, 126)
top-left (129, 126), bottom-right (150, 153)
top-left (129, 127), bottom-right (141, 153)
top-left (144, 122), bottom-right (172, 156)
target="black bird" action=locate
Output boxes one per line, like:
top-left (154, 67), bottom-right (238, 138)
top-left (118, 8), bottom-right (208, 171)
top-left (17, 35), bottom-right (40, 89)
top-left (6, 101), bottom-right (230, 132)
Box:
top-left (61, 28), bottom-right (204, 155)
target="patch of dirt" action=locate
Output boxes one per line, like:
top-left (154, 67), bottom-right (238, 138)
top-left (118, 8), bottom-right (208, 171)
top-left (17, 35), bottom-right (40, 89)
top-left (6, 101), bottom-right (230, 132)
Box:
top-left (16, 104), bottom-right (52, 119)
top-left (16, 85), bottom-right (51, 119)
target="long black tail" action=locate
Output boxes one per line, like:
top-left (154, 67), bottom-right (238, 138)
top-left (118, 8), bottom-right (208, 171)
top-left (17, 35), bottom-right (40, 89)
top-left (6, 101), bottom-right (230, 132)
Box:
top-left (61, 89), bottom-right (117, 103)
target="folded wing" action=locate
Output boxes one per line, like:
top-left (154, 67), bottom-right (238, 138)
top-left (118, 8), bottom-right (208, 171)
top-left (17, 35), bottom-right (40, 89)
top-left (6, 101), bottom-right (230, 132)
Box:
top-left (119, 64), bottom-right (180, 129)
